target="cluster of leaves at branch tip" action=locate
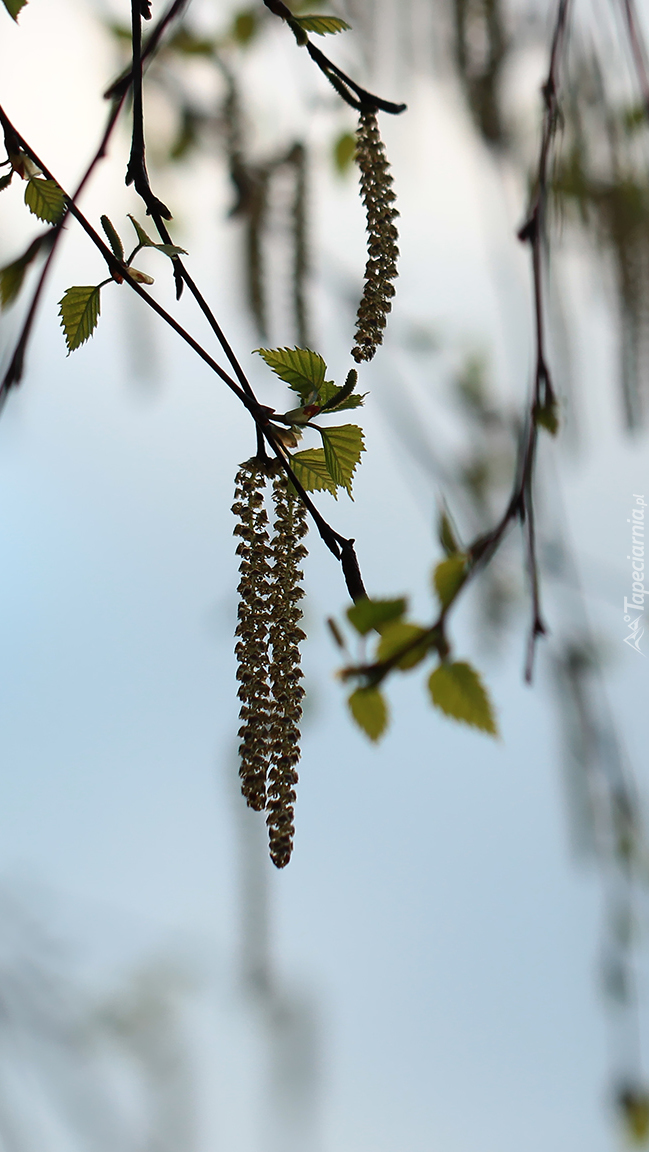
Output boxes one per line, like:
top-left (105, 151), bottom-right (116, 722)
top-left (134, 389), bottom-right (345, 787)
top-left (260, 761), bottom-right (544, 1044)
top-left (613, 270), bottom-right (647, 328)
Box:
top-left (351, 110), bottom-right (399, 363)
top-left (57, 215), bottom-right (187, 353)
top-left (340, 562), bottom-right (497, 741)
top-left (0, 148), bottom-right (71, 311)
top-left (255, 346), bottom-right (366, 497)
top-left (232, 460), bottom-right (308, 868)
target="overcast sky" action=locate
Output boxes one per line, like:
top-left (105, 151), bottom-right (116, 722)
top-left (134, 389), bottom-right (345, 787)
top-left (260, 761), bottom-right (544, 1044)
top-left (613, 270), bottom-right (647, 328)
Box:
top-left (1, 2), bottom-right (648, 1151)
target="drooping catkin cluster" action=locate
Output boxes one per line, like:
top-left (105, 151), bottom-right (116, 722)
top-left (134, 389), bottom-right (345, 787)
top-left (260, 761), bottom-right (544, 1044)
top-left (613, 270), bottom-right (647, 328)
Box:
top-left (351, 109), bottom-right (399, 364)
top-left (232, 461), bottom-right (308, 868)
top-left (233, 461), bottom-right (273, 812)
top-left (266, 470), bottom-right (308, 868)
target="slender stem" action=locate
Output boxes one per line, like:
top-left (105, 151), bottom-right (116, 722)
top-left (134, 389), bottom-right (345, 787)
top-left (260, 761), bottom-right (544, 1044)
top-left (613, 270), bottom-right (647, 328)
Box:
top-left (2, 0), bottom-right (190, 396)
top-left (262, 0), bottom-right (406, 115)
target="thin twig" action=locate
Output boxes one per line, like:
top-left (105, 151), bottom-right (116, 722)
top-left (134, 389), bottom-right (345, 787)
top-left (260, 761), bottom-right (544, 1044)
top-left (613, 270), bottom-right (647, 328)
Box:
top-left (0, 107), bottom-right (368, 603)
top-left (1, 0), bottom-right (190, 397)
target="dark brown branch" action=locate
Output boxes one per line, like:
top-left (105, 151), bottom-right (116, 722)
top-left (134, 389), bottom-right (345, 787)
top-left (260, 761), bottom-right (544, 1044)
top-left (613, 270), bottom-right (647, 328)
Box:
top-left (125, 0), bottom-right (172, 219)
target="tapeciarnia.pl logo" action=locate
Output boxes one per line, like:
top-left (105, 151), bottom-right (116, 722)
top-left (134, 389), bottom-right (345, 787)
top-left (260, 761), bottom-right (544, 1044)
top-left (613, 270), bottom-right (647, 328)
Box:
top-left (624, 494), bottom-right (646, 655)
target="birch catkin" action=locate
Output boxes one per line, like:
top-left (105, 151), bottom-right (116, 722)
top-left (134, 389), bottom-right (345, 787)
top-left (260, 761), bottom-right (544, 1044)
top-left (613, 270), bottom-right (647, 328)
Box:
top-left (233, 462), bottom-right (308, 867)
top-left (232, 461), bottom-right (272, 812)
top-left (351, 109), bottom-right (399, 363)
top-left (266, 472), bottom-right (308, 868)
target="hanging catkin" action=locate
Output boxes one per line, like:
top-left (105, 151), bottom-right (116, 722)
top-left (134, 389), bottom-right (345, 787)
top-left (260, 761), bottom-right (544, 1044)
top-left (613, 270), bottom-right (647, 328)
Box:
top-left (232, 461), bottom-right (272, 812)
top-left (351, 109), bottom-right (399, 363)
top-left (266, 471), bottom-right (308, 869)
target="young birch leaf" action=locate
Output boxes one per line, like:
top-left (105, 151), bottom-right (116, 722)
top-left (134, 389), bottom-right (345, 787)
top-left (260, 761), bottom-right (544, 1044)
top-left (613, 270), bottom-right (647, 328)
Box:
top-left (319, 424), bottom-right (365, 496)
top-left (427, 661), bottom-right (498, 735)
top-left (535, 399), bottom-right (559, 435)
top-left (255, 347), bottom-right (326, 403)
top-left (347, 597), bottom-right (406, 636)
top-left (0, 235), bottom-right (50, 309)
top-left (128, 268), bottom-right (155, 285)
top-left (2, 0), bottom-right (28, 20)
top-left (58, 285), bottom-right (101, 353)
top-left (376, 621), bottom-right (430, 669)
top-left (438, 509), bottom-right (460, 556)
top-left (348, 686), bottom-right (388, 742)
top-left (24, 178), bottom-right (66, 224)
top-left (100, 215), bottom-right (124, 262)
top-left (128, 214), bottom-right (155, 247)
top-left (433, 554), bottom-right (467, 608)
top-left (154, 242), bottom-right (188, 258)
top-left (0, 172), bottom-right (13, 192)
top-left (289, 448), bottom-right (338, 496)
top-left (294, 15), bottom-right (352, 34)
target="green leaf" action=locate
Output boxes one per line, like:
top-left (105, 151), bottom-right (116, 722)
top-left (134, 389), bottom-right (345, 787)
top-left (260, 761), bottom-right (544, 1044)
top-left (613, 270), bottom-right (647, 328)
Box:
top-left (319, 424), bottom-right (365, 496)
top-left (333, 131), bottom-right (356, 174)
top-left (128, 214), bottom-right (155, 247)
top-left (0, 235), bottom-right (49, 309)
top-left (231, 9), bottom-right (257, 44)
top-left (294, 15), bottom-right (352, 35)
top-left (535, 399), bottom-right (559, 435)
top-left (377, 621), bottom-right (430, 670)
top-left (58, 285), bottom-right (101, 353)
top-left (127, 216), bottom-right (187, 259)
top-left (433, 554), bottom-right (467, 608)
top-left (289, 448), bottom-right (338, 496)
top-left (153, 242), bottom-right (188, 257)
top-left (348, 686), bottom-right (388, 742)
top-left (347, 597), bottom-right (406, 636)
top-left (0, 171), bottom-right (13, 192)
top-left (2, 0), bottom-right (28, 20)
top-left (100, 215), bottom-right (124, 262)
top-left (427, 661), bottom-right (498, 735)
top-left (438, 509), bottom-right (460, 556)
top-left (167, 27), bottom-right (215, 54)
top-left (255, 346), bottom-right (326, 403)
top-left (24, 178), bottom-right (65, 224)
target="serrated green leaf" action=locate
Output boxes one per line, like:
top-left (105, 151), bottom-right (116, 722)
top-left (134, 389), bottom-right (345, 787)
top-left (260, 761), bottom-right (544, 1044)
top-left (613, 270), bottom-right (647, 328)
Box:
top-left (319, 424), bottom-right (365, 496)
top-left (100, 215), bottom-right (124, 262)
top-left (535, 399), bottom-right (559, 435)
top-left (0, 235), bottom-right (49, 309)
top-left (348, 686), bottom-right (388, 741)
top-left (377, 621), bottom-right (430, 669)
top-left (58, 285), bottom-right (101, 353)
top-left (128, 214), bottom-right (155, 247)
top-left (2, 0), bottom-right (28, 20)
top-left (433, 554), bottom-right (467, 608)
top-left (0, 171), bottom-right (13, 192)
top-left (427, 661), bottom-right (498, 735)
top-left (438, 509), bottom-right (460, 556)
top-left (347, 597), bottom-right (406, 636)
top-left (289, 448), bottom-right (338, 496)
top-left (295, 14), bottom-right (351, 34)
top-left (24, 178), bottom-right (65, 224)
top-left (255, 346), bottom-right (327, 403)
